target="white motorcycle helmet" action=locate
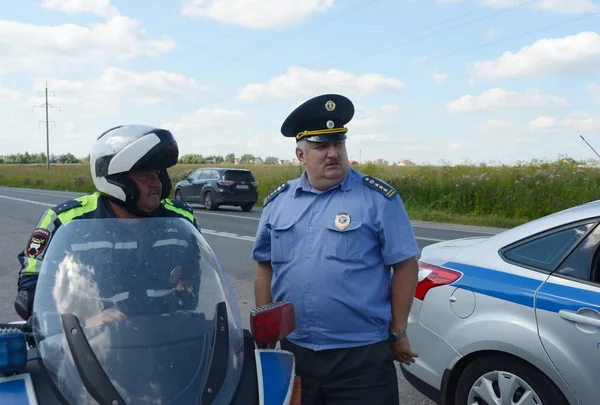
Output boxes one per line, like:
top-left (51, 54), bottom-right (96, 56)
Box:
top-left (90, 125), bottom-right (179, 215)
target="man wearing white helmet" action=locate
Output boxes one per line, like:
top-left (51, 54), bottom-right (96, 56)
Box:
top-left (14, 125), bottom-right (199, 321)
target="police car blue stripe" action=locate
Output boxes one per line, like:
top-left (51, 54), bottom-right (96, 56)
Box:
top-left (443, 261), bottom-right (542, 308)
top-left (442, 261), bottom-right (600, 314)
top-left (536, 282), bottom-right (600, 313)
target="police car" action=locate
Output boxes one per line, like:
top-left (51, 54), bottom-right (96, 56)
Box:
top-left (401, 200), bottom-right (600, 405)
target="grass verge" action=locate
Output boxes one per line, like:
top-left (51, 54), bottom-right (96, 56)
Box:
top-left (2, 161), bottom-right (598, 229)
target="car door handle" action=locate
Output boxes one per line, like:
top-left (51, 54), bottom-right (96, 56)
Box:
top-left (558, 310), bottom-right (600, 327)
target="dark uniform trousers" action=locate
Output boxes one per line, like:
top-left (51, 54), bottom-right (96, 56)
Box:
top-left (280, 338), bottom-right (400, 405)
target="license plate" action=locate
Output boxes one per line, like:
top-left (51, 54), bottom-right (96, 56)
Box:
top-left (237, 185), bottom-right (249, 189)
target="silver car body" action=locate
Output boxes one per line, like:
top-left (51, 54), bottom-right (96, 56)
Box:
top-left (401, 200), bottom-right (600, 405)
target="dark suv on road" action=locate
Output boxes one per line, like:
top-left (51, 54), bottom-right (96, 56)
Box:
top-left (173, 167), bottom-right (259, 211)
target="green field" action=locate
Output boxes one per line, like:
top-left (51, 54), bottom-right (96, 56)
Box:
top-left (1, 161), bottom-right (599, 229)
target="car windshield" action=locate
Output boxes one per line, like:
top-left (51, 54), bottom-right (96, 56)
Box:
top-left (223, 170), bottom-right (255, 182)
top-left (30, 217), bottom-right (244, 405)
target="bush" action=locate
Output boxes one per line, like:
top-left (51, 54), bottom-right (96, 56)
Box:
top-left (2, 160), bottom-right (599, 228)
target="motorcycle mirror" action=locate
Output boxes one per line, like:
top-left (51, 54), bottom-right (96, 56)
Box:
top-left (250, 302), bottom-right (295, 347)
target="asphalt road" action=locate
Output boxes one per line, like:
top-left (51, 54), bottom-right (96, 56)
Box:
top-left (0, 185), bottom-right (505, 404)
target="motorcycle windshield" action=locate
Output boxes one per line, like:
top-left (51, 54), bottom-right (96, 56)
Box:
top-left (30, 217), bottom-right (245, 405)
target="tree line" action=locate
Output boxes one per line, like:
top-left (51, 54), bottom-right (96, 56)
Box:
top-left (0, 152), bottom-right (285, 165)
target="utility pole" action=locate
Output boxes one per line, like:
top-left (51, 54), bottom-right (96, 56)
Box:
top-left (33, 81), bottom-right (60, 170)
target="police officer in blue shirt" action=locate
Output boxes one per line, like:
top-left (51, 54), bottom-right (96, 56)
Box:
top-left (252, 94), bottom-right (421, 404)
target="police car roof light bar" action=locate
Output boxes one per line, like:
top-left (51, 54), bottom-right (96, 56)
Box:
top-left (0, 329), bottom-right (27, 376)
top-left (415, 262), bottom-right (463, 301)
top-left (250, 302), bottom-right (296, 347)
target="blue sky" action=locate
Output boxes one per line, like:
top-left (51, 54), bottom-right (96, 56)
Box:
top-left (1, 0), bottom-right (599, 165)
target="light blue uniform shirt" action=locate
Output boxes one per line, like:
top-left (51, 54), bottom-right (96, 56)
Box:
top-left (252, 168), bottom-right (420, 351)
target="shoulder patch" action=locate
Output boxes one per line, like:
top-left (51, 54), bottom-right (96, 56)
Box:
top-left (52, 198), bottom-right (83, 214)
top-left (164, 198), bottom-right (194, 213)
top-left (263, 182), bottom-right (289, 207)
top-left (26, 228), bottom-right (51, 258)
top-left (362, 176), bottom-right (397, 199)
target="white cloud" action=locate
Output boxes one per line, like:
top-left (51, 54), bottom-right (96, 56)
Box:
top-left (587, 84), bottom-right (600, 103)
top-left (485, 28), bottom-right (499, 38)
top-left (529, 111), bottom-right (600, 132)
top-left (0, 86), bottom-right (36, 107)
top-left (447, 88), bottom-right (568, 114)
top-left (41, 0), bottom-right (120, 18)
top-left (433, 73), bottom-right (449, 83)
top-left (351, 105), bottom-right (402, 132)
top-left (160, 108), bottom-right (300, 161)
top-left (436, 0), bottom-right (599, 14)
top-left (237, 66), bottom-right (405, 101)
top-left (181, 0), bottom-right (334, 29)
top-left (161, 108), bottom-right (266, 157)
top-left (343, 104), bottom-right (420, 161)
top-left (480, 0), bottom-right (599, 14)
top-left (470, 32), bottom-right (600, 80)
top-left (0, 17), bottom-right (175, 75)
top-left (476, 119), bottom-right (514, 131)
top-left (38, 68), bottom-right (206, 114)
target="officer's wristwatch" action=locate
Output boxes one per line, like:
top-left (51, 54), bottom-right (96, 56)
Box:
top-left (389, 330), bottom-right (406, 341)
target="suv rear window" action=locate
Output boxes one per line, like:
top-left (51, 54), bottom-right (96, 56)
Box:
top-left (224, 170), bottom-right (255, 182)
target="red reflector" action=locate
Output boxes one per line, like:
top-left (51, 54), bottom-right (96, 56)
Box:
top-left (250, 302), bottom-right (296, 347)
top-left (415, 262), bottom-right (462, 301)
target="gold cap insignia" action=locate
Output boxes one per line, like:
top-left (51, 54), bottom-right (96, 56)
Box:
top-left (334, 212), bottom-right (350, 231)
top-left (325, 100), bottom-right (336, 112)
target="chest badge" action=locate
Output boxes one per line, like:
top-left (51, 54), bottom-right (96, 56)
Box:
top-left (334, 212), bottom-right (351, 231)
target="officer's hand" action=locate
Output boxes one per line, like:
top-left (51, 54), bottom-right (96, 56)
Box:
top-left (390, 337), bottom-right (418, 366)
top-left (85, 308), bottom-right (126, 328)
top-left (257, 342), bottom-right (277, 349)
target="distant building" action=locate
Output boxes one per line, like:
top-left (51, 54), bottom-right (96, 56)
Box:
top-left (396, 160), bottom-right (417, 166)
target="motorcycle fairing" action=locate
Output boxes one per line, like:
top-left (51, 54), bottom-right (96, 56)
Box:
top-left (0, 373), bottom-right (39, 405)
top-left (255, 349), bottom-right (295, 405)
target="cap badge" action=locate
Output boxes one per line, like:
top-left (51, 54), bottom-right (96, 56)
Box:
top-left (334, 212), bottom-right (350, 231)
top-left (325, 100), bottom-right (336, 112)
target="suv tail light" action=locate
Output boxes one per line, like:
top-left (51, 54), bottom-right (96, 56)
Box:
top-left (251, 181), bottom-right (258, 187)
top-left (250, 301), bottom-right (296, 347)
top-left (217, 180), bottom-right (234, 186)
top-left (415, 262), bottom-right (462, 301)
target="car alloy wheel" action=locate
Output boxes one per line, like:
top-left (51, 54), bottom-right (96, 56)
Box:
top-left (204, 191), bottom-right (214, 210)
top-left (454, 354), bottom-right (568, 405)
top-left (468, 370), bottom-right (541, 405)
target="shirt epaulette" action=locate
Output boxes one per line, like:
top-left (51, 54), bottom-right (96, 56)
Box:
top-left (52, 199), bottom-right (83, 214)
top-left (165, 198), bottom-right (194, 214)
top-left (263, 182), bottom-right (288, 206)
top-left (362, 176), bottom-right (397, 199)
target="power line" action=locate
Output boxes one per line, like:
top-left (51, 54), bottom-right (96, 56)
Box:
top-left (306, 0), bottom-right (528, 70)
top-left (32, 81), bottom-right (61, 170)
top-left (176, 8), bottom-right (600, 121)
top-left (376, 9), bottom-right (600, 77)
top-left (171, 0), bottom-right (543, 111)
top-left (173, 0), bottom-right (382, 65)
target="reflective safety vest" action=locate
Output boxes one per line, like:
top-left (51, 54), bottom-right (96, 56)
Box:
top-left (17, 191), bottom-right (198, 291)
